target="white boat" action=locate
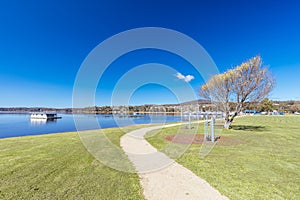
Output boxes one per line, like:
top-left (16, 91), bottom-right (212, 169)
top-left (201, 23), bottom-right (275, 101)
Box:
top-left (30, 118), bottom-right (47, 125)
top-left (30, 112), bottom-right (61, 119)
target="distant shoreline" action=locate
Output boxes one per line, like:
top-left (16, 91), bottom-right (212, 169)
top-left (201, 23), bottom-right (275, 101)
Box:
top-left (1, 99), bottom-right (300, 114)
top-left (0, 111), bottom-right (183, 115)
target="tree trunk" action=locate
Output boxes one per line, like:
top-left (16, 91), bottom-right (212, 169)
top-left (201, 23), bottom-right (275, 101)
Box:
top-left (224, 111), bottom-right (239, 129)
top-left (224, 120), bottom-right (231, 129)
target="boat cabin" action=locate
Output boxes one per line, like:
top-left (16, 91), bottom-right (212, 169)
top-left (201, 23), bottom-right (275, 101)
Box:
top-left (30, 112), bottom-right (59, 119)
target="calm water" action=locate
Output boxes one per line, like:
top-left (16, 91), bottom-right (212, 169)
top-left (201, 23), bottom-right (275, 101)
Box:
top-left (0, 113), bottom-right (182, 139)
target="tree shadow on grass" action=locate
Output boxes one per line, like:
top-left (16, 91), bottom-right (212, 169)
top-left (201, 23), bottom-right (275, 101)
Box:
top-left (230, 125), bottom-right (267, 132)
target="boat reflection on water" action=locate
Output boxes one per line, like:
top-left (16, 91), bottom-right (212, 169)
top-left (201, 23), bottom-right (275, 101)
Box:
top-left (30, 118), bottom-right (57, 125)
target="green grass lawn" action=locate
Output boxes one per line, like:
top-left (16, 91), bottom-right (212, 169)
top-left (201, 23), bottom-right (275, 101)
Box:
top-left (146, 116), bottom-right (300, 200)
top-left (1, 117), bottom-right (299, 199)
top-left (0, 126), bottom-right (147, 200)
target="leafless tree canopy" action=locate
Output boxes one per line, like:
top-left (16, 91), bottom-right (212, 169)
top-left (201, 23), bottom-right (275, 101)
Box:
top-left (200, 55), bottom-right (275, 128)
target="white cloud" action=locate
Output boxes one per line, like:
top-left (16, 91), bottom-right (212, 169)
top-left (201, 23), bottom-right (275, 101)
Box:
top-left (175, 72), bottom-right (195, 83)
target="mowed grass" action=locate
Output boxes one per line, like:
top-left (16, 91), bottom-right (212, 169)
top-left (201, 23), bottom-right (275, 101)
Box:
top-left (0, 126), bottom-right (147, 200)
top-left (146, 116), bottom-right (300, 199)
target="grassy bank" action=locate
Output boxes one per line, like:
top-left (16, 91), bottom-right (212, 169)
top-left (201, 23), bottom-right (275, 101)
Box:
top-left (146, 116), bottom-right (300, 199)
top-left (0, 126), bottom-right (147, 200)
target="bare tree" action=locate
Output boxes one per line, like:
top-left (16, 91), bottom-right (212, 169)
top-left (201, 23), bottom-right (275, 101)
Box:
top-left (200, 55), bottom-right (275, 129)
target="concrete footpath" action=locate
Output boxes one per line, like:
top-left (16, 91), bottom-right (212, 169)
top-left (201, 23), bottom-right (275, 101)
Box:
top-left (120, 124), bottom-right (229, 200)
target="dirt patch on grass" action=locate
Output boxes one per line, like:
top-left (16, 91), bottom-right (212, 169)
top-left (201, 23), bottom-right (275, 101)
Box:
top-left (164, 134), bottom-right (245, 146)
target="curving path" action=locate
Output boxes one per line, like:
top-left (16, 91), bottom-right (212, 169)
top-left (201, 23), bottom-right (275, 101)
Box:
top-left (120, 124), bottom-right (229, 200)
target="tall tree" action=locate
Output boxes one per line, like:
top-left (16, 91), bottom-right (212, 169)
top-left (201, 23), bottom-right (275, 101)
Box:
top-left (259, 98), bottom-right (274, 113)
top-left (200, 55), bottom-right (275, 129)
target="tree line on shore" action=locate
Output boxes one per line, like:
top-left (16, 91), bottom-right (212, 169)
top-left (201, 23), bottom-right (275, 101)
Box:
top-left (0, 99), bottom-right (299, 114)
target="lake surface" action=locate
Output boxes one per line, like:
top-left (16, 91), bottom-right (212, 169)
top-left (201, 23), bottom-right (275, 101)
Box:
top-left (0, 113), bottom-right (182, 139)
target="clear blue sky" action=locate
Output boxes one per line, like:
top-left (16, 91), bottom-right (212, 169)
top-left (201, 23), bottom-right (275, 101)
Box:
top-left (0, 0), bottom-right (299, 107)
